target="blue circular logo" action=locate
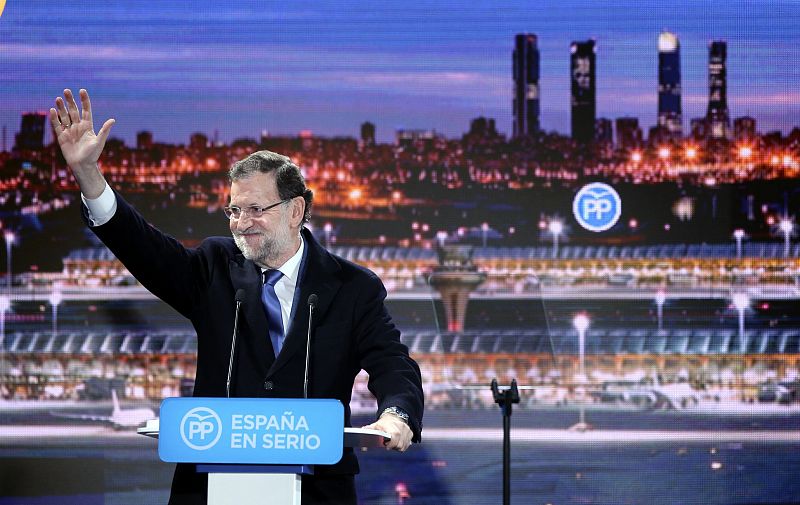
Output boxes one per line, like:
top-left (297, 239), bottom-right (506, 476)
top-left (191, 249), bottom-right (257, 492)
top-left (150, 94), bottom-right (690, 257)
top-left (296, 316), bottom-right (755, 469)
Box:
top-left (180, 407), bottom-right (222, 450)
top-left (572, 182), bottom-right (622, 232)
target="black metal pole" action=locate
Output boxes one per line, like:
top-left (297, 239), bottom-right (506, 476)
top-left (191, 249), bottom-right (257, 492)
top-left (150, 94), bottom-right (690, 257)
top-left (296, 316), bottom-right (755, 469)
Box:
top-left (503, 405), bottom-right (511, 505)
top-left (492, 378), bottom-right (520, 505)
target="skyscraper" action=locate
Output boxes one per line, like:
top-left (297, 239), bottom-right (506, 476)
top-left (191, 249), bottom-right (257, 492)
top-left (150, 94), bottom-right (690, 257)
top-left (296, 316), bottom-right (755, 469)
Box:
top-left (14, 112), bottom-right (46, 151)
top-left (616, 117), bottom-right (643, 149)
top-left (189, 132), bottom-right (208, 150)
top-left (595, 118), bottom-right (613, 144)
top-left (360, 121), bottom-right (376, 147)
top-left (734, 116), bottom-right (756, 141)
top-left (513, 34), bottom-right (540, 138)
top-left (657, 31), bottom-right (682, 140)
top-left (571, 39), bottom-right (596, 144)
top-left (136, 131), bottom-right (153, 150)
top-left (706, 41), bottom-right (730, 140)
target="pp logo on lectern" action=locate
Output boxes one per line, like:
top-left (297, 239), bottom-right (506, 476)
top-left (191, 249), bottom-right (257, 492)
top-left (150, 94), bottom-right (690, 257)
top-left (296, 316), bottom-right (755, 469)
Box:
top-left (572, 182), bottom-right (622, 232)
top-left (180, 407), bottom-right (222, 450)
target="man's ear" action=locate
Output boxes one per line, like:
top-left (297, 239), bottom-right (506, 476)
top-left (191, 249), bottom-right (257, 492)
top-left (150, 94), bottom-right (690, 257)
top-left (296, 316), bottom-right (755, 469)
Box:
top-left (291, 197), bottom-right (306, 228)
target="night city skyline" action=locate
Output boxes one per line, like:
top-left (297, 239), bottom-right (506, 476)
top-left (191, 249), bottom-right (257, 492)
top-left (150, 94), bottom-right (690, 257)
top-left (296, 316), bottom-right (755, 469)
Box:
top-left (1, 1), bottom-right (799, 146)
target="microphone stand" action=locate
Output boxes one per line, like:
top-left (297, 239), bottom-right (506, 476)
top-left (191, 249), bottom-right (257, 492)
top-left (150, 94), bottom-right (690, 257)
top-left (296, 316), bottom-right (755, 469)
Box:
top-left (226, 290), bottom-right (246, 398)
top-left (303, 294), bottom-right (318, 399)
top-left (491, 378), bottom-right (520, 505)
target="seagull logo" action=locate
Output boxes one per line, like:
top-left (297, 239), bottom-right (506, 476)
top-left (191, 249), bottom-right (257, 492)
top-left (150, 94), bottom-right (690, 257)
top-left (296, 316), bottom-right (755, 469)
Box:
top-left (572, 182), bottom-right (622, 232)
top-left (180, 407), bottom-right (223, 450)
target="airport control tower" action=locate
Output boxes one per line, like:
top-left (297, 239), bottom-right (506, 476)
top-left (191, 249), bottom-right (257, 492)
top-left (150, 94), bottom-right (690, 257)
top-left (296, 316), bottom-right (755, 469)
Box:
top-left (427, 245), bottom-right (486, 333)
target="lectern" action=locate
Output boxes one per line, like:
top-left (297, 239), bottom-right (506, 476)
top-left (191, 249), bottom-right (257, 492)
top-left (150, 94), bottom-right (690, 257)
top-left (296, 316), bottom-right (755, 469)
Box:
top-left (138, 397), bottom-right (388, 505)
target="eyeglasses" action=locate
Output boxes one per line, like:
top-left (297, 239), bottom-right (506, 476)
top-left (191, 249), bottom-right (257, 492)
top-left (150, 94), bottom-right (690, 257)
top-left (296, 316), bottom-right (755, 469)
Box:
top-left (223, 198), bottom-right (292, 220)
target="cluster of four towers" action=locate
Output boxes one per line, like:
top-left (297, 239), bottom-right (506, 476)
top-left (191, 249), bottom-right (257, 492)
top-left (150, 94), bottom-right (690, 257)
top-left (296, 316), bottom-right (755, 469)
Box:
top-left (512, 32), bottom-right (731, 144)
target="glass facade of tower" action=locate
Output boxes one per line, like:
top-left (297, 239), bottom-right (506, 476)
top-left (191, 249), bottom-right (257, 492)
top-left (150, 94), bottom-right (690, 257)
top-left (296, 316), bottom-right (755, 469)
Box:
top-left (707, 41), bottom-right (730, 139)
top-left (657, 31), bottom-right (682, 140)
top-left (513, 33), bottom-right (540, 138)
top-left (570, 40), bottom-right (596, 144)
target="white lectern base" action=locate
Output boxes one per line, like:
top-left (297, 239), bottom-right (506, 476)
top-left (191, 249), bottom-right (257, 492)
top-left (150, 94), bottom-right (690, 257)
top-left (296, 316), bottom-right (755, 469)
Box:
top-left (138, 418), bottom-right (390, 505)
top-left (208, 472), bottom-right (301, 505)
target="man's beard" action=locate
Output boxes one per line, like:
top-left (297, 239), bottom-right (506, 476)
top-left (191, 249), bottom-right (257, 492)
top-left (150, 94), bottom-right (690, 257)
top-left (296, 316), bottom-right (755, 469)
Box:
top-left (232, 224), bottom-right (294, 267)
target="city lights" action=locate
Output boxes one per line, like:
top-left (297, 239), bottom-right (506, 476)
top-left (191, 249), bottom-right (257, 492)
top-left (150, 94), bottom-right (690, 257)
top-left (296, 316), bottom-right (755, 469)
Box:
top-left (548, 220), bottom-right (564, 258)
top-left (4, 231), bottom-right (14, 294)
top-left (732, 292), bottom-right (749, 350)
top-left (655, 290), bottom-right (666, 331)
top-left (733, 229), bottom-right (745, 259)
top-left (572, 313), bottom-right (590, 431)
top-left (0, 294), bottom-right (9, 340)
top-left (737, 146), bottom-right (753, 159)
top-left (49, 289), bottom-right (63, 337)
top-left (778, 217), bottom-right (794, 257)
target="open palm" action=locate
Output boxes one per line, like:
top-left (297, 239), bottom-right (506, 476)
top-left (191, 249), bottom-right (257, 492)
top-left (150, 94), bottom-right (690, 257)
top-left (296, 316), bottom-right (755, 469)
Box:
top-left (49, 89), bottom-right (115, 172)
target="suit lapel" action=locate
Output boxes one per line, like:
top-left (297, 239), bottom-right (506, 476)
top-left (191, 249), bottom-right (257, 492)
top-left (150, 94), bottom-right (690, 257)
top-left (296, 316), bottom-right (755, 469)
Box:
top-left (267, 229), bottom-right (341, 377)
top-left (229, 255), bottom-right (275, 377)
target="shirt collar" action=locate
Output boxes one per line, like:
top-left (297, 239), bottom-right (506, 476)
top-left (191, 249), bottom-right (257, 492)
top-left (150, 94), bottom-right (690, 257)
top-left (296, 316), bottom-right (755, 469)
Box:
top-left (262, 235), bottom-right (304, 283)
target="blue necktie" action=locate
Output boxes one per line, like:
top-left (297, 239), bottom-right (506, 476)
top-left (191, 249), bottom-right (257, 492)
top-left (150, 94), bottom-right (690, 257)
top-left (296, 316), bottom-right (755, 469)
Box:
top-left (262, 269), bottom-right (285, 357)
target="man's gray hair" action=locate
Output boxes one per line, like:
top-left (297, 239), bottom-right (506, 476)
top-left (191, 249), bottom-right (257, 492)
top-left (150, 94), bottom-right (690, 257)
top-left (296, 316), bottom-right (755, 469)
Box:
top-left (228, 150), bottom-right (313, 224)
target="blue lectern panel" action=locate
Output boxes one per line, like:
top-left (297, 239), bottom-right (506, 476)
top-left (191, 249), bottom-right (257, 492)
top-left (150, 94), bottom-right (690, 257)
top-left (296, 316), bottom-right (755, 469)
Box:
top-left (158, 398), bottom-right (344, 465)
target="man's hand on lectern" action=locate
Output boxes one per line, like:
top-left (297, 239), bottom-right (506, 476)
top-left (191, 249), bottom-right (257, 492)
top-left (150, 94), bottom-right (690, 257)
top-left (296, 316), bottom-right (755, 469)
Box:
top-left (362, 413), bottom-right (413, 452)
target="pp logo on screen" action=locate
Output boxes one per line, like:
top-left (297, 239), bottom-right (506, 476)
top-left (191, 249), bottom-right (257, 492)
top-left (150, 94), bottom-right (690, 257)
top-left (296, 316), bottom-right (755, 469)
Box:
top-left (180, 407), bottom-right (222, 450)
top-left (572, 182), bottom-right (622, 232)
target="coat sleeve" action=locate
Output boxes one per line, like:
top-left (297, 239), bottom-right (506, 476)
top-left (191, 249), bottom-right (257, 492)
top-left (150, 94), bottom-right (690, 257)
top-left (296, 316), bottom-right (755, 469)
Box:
top-left (83, 191), bottom-right (215, 320)
top-left (353, 272), bottom-right (424, 442)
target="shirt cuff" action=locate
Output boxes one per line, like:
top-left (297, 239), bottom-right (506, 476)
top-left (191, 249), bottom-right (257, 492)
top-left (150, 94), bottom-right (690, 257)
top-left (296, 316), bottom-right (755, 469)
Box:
top-left (81, 182), bottom-right (117, 227)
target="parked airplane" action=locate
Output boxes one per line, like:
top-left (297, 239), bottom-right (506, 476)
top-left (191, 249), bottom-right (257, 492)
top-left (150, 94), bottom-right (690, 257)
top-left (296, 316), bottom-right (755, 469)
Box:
top-left (51, 390), bottom-right (156, 430)
top-left (596, 376), bottom-right (699, 410)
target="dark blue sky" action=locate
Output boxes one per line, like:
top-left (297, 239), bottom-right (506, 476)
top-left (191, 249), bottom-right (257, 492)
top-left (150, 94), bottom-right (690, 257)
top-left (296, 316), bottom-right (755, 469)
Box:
top-left (1, 0), bottom-right (798, 144)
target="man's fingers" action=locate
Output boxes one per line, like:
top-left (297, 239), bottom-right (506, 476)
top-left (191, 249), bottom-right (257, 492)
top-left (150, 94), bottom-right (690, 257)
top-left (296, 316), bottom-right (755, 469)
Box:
top-left (96, 118), bottom-right (116, 145)
top-left (79, 89), bottom-right (92, 124)
top-left (48, 108), bottom-right (62, 131)
top-left (55, 97), bottom-right (70, 126)
top-left (385, 436), bottom-right (410, 452)
top-left (64, 89), bottom-right (81, 125)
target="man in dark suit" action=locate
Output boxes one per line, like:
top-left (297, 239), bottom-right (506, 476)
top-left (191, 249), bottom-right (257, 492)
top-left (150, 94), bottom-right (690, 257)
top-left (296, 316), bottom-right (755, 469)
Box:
top-left (50, 88), bottom-right (424, 505)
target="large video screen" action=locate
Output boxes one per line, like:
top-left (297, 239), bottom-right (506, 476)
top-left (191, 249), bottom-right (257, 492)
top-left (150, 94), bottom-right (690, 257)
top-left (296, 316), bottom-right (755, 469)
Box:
top-left (1, 1), bottom-right (799, 503)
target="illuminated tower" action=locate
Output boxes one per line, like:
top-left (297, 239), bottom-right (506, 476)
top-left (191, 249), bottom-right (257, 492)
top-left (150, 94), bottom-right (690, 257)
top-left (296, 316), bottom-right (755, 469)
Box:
top-left (657, 31), bottom-right (682, 140)
top-left (571, 40), bottom-right (596, 144)
top-left (427, 246), bottom-right (486, 333)
top-left (513, 34), bottom-right (540, 138)
top-left (706, 41), bottom-right (730, 140)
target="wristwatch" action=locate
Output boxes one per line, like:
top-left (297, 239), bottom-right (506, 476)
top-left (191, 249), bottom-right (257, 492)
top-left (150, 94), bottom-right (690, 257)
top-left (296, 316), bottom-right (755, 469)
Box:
top-left (381, 406), bottom-right (410, 425)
